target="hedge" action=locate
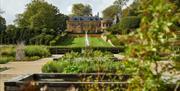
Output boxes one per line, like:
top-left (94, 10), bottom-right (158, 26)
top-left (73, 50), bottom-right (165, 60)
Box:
top-left (49, 46), bottom-right (124, 54)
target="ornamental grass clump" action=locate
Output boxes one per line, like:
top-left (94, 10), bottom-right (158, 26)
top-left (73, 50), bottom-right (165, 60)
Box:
top-left (25, 46), bottom-right (50, 58)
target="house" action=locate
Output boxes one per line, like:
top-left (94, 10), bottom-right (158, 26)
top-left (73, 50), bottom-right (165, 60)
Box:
top-left (66, 16), bottom-right (113, 33)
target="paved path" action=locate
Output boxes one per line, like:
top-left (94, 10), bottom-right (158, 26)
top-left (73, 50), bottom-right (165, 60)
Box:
top-left (0, 57), bottom-right (54, 91)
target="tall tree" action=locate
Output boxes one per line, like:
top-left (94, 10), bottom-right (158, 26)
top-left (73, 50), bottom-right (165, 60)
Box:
top-left (0, 16), bottom-right (6, 31)
top-left (102, 5), bottom-right (119, 18)
top-left (72, 3), bottom-right (92, 16)
top-left (15, 0), bottom-right (67, 32)
top-left (114, 0), bottom-right (130, 16)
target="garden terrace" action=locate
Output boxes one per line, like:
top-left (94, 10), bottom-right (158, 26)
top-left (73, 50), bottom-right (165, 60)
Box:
top-left (4, 73), bottom-right (130, 91)
top-left (4, 73), bottom-right (178, 91)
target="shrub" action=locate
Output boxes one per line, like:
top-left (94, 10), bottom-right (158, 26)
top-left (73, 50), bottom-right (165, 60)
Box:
top-left (0, 56), bottom-right (14, 64)
top-left (28, 56), bottom-right (40, 61)
top-left (0, 46), bottom-right (15, 56)
top-left (25, 46), bottom-right (50, 57)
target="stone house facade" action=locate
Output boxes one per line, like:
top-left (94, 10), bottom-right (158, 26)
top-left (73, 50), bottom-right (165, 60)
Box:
top-left (66, 16), bottom-right (113, 33)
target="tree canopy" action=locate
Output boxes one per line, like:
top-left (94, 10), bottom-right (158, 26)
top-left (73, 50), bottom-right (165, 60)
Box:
top-left (0, 16), bottom-right (6, 31)
top-left (102, 0), bottom-right (131, 19)
top-left (102, 5), bottom-right (119, 18)
top-left (114, 0), bottom-right (129, 13)
top-left (71, 3), bottom-right (92, 16)
top-left (15, 0), bottom-right (67, 32)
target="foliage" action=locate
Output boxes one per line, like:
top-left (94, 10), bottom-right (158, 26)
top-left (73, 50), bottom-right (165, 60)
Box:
top-left (106, 34), bottom-right (122, 46)
top-left (0, 46), bottom-right (16, 57)
top-left (50, 33), bottom-right (67, 46)
top-left (119, 16), bottom-right (140, 33)
top-left (0, 56), bottom-right (14, 64)
top-left (71, 3), bottom-right (92, 16)
top-left (42, 51), bottom-right (123, 73)
top-left (107, 16), bottom-right (140, 34)
top-left (26, 56), bottom-right (40, 61)
top-left (1, 0), bottom-right (67, 45)
top-left (120, 0), bottom-right (179, 90)
top-left (121, 1), bottom-right (139, 17)
top-left (24, 46), bottom-right (50, 57)
top-left (0, 24), bottom-right (66, 45)
top-left (102, 0), bottom-right (135, 19)
top-left (102, 5), bottom-right (119, 18)
top-left (114, 0), bottom-right (130, 14)
top-left (15, 0), bottom-right (67, 31)
top-left (30, 33), bottom-right (54, 45)
top-left (0, 15), bottom-right (6, 31)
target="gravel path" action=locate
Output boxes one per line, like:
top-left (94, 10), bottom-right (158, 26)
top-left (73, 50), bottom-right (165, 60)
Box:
top-left (0, 57), bottom-right (54, 91)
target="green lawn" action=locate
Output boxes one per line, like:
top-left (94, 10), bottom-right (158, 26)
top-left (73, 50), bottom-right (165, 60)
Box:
top-left (59, 37), bottom-right (112, 47)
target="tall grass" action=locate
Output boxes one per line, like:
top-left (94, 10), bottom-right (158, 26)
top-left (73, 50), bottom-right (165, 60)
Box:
top-left (25, 46), bottom-right (50, 57)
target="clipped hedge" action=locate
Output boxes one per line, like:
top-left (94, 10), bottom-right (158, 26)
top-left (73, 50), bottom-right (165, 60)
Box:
top-left (49, 46), bottom-right (124, 54)
top-left (25, 46), bottom-right (50, 57)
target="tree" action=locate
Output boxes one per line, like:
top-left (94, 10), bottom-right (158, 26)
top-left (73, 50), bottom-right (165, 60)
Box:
top-left (72, 3), bottom-right (92, 16)
top-left (102, 5), bottom-right (119, 18)
top-left (123, 0), bottom-right (178, 90)
top-left (0, 16), bottom-right (6, 31)
top-left (0, 15), bottom-right (6, 44)
top-left (113, 0), bottom-right (129, 15)
top-left (15, 0), bottom-right (67, 32)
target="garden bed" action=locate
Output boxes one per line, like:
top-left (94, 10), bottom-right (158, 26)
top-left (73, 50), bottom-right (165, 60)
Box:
top-left (4, 73), bottom-right (129, 91)
top-left (4, 73), bottom-right (179, 91)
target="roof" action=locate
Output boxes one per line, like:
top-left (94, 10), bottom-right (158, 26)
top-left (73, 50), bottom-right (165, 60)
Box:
top-left (69, 16), bottom-right (102, 21)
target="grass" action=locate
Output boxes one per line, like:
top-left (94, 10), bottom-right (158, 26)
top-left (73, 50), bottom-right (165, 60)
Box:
top-left (59, 37), bottom-right (112, 47)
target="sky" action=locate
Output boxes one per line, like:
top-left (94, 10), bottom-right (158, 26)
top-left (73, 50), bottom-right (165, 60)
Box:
top-left (0, 0), bottom-right (134, 25)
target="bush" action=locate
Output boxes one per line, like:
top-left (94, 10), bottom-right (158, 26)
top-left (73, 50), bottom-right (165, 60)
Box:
top-left (0, 56), bottom-right (14, 64)
top-left (28, 56), bottom-right (41, 61)
top-left (25, 46), bottom-right (50, 57)
top-left (0, 46), bottom-right (15, 56)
